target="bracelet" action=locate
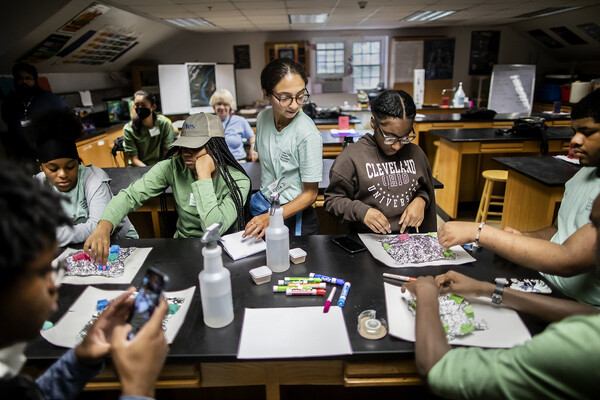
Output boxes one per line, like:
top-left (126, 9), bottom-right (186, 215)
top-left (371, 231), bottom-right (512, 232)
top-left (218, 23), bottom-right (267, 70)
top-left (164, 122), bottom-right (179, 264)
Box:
top-left (475, 222), bottom-right (485, 246)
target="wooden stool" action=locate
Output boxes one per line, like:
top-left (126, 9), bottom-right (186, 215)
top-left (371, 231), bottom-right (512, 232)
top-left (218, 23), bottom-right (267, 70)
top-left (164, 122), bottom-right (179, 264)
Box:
top-left (432, 140), bottom-right (440, 179)
top-left (476, 170), bottom-right (508, 223)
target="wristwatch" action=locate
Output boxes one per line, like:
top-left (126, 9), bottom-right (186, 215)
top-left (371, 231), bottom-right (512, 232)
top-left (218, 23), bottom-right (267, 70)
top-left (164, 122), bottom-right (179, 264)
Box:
top-left (491, 281), bottom-right (505, 305)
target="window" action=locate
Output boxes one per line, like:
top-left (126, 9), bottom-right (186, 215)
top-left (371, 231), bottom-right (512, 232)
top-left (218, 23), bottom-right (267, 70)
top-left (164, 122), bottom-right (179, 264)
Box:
top-left (352, 41), bottom-right (381, 91)
top-left (316, 42), bottom-right (344, 74)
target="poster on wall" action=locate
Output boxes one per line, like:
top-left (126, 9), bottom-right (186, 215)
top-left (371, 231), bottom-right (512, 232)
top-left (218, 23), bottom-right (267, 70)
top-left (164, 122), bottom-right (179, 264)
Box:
top-left (423, 39), bottom-right (454, 80)
top-left (62, 25), bottom-right (139, 65)
top-left (186, 63), bottom-right (217, 113)
top-left (274, 43), bottom-right (299, 62)
top-left (469, 31), bottom-right (500, 75)
top-left (58, 3), bottom-right (110, 34)
top-left (20, 34), bottom-right (71, 64)
top-left (234, 45), bottom-right (251, 69)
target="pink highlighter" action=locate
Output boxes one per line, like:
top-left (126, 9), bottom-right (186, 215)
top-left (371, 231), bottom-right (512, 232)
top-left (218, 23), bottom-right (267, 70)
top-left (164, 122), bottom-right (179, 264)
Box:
top-left (323, 287), bottom-right (337, 313)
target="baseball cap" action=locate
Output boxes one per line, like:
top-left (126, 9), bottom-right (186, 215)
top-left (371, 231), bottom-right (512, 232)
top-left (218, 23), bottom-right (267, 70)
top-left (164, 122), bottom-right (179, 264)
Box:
top-left (172, 113), bottom-right (224, 149)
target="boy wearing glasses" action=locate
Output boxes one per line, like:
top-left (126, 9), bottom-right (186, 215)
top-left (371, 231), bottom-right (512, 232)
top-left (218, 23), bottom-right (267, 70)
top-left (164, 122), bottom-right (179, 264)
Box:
top-left (0, 160), bottom-right (168, 399)
top-left (324, 90), bottom-right (437, 234)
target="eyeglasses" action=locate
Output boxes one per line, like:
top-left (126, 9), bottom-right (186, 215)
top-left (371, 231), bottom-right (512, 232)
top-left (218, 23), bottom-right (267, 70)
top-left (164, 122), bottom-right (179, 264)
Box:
top-left (29, 258), bottom-right (67, 288)
top-left (375, 120), bottom-right (416, 145)
top-left (271, 91), bottom-right (310, 107)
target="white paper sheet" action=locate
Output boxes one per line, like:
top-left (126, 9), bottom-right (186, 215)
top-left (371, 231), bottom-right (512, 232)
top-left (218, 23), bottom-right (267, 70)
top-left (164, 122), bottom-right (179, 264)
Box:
top-left (56, 247), bottom-right (152, 285)
top-left (41, 286), bottom-right (195, 348)
top-left (553, 155), bottom-right (580, 165)
top-left (79, 90), bottom-right (93, 106)
top-left (237, 306), bottom-right (353, 359)
top-left (358, 233), bottom-right (476, 268)
top-left (384, 283), bottom-right (531, 348)
top-left (220, 230), bottom-right (266, 261)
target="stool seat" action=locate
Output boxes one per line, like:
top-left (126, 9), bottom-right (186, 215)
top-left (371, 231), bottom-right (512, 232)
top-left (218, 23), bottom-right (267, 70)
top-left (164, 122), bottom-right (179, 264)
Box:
top-left (476, 170), bottom-right (508, 224)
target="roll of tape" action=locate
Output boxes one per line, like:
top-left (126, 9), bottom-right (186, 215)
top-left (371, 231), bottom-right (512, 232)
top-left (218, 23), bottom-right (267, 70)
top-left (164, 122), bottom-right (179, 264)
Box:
top-left (357, 310), bottom-right (387, 340)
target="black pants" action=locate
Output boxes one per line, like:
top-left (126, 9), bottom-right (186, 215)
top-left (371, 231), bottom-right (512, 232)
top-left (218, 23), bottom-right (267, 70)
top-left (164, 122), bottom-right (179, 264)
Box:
top-left (284, 206), bottom-right (319, 236)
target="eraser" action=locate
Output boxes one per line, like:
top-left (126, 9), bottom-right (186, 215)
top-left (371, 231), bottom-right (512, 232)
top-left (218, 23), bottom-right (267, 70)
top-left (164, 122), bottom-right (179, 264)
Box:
top-left (72, 252), bottom-right (90, 261)
top-left (108, 253), bottom-right (118, 262)
top-left (109, 245), bottom-right (120, 254)
top-left (398, 233), bottom-right (409, 242)
top-left (289, 248), bottom-right (307, 264)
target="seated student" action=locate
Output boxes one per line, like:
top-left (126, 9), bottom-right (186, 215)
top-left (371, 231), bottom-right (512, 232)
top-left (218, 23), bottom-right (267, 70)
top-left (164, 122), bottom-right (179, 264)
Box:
top-left (85, 113), bottom-right (251, 265)
top-left (243, 58), bottom-right (322, 238)
top-left (402, 194), bottom-right (600, 399)
top-left (33, 110), bottom-right (138, 247)
top-left (209, 89), bottom-right (258, 162)
top-left (0, 160), bottom-right (169, 400)
top-left (123, 90), bottom-right (177, 167)
top-left (438, 89), bottom-right (600, 306)
top-left (324, 90), bottom-right (436, 234)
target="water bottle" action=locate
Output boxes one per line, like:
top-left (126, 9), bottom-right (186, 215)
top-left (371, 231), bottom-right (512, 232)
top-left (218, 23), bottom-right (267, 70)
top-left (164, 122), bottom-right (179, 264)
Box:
top-left (199, 222), bottom-right (234, 328)
top-left (266, 192), bottom-right (289, 273)
top-left (453, 82), bottom-right (466, 108)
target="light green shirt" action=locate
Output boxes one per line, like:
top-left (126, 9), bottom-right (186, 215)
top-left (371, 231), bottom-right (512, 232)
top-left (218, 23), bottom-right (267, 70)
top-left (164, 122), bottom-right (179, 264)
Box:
top-left (428, 314), bottom-right (600, 400)
top-left (541, 167), bottom-right (600, 307)
top-left (100, 156), bottom-right (250, 237)
top-left (255, 108), bottom-right (322, 204)
top-left (123, 114), bottom-right (176, 165)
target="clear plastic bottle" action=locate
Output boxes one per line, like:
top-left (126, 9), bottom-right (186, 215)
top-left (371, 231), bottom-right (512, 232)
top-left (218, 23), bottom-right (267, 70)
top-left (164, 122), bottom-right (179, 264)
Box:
top-left (266, 192), bottom-right (289, 273)
top-left (453, 82), bottom-right (466, 108)
top-left (199, 222), bottom-right (234, 328)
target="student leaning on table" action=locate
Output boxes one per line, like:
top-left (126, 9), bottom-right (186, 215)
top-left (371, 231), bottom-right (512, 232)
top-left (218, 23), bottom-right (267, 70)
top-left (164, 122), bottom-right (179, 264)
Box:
top-left (123, 90), bottom-right (177, 167)
top-left (402, 195), bottom-right (600, 399)
top-left (32, 109), bottom-right (138, 247)
top-left (438, 89), bottom-right (600, 307)
top-left (0, 161), bottom-right (168, 400)
top-left (324, 90), bottom-right (436, 234)
top-left (85, 113), bottom-right (251, 265)
top-left (243, 58), bottom-right (322, 239)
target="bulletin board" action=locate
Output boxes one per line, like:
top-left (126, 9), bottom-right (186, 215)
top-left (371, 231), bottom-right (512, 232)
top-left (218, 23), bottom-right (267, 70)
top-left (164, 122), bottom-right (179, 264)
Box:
top-left (390, 37), bottom-right (455, 105)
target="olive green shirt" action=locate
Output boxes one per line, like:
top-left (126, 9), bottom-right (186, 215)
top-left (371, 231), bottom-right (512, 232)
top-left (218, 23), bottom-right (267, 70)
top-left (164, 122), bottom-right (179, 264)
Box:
top-left (123, 114), bottom-right (176, 165)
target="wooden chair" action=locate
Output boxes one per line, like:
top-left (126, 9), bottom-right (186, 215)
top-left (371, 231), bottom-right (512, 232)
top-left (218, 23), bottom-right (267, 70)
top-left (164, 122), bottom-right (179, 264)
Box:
top-left (475, 170), bottom-right (508, 224)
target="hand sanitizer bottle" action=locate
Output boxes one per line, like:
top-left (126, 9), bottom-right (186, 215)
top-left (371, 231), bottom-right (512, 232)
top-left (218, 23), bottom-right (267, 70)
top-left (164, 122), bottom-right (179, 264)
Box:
top-left (453, 82), bottom-right (466, 108)
top-left (265, 192), bottom-right (289, 273)
top-left (199, 222), bottom-right (234, 328)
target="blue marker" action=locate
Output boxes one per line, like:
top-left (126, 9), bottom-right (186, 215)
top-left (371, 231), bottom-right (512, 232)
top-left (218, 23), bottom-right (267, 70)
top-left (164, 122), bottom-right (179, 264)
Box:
top-left (337, 282), bottom-right (351, 307)
top-left (309, 272), bottom-right (345, 286)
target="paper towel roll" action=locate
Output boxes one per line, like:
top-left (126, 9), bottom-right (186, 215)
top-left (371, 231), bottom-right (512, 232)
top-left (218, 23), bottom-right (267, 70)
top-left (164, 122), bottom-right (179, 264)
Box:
top-left (570, 81), bottom-right (592, 103)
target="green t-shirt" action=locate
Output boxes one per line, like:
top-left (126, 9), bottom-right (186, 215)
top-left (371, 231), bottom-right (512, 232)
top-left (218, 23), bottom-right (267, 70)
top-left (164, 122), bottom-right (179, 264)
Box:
top-left (541, 167), bottom-right (600, 307)
top-left (123, 114), bottom-right (176, 165)
top-left (100, 156), bottom-right (251, 238)
top-left (58, 164), bottom-right (89, 224)
top-left (255, 108), bottom-right (322, 204)
top-left (428, 314), bottom-right (600, 400)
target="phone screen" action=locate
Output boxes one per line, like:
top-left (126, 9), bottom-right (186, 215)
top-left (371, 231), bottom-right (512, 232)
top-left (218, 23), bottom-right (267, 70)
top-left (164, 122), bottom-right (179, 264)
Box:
top-left (128, 268), bottom-right (168, 340)
top-left (332, 236), bottom-right (366, 253)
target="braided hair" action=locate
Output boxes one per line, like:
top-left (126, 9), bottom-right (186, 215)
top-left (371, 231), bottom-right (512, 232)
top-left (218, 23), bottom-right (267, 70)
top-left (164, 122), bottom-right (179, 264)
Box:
top-left (371, 90), bottom-right (417, 121)
top-left (0, 159), bottom-right (71, 292)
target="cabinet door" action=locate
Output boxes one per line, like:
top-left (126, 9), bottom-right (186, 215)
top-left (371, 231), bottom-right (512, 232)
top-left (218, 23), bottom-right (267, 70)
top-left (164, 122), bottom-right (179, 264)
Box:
top-left (77, 135), bottom-right (116, 167)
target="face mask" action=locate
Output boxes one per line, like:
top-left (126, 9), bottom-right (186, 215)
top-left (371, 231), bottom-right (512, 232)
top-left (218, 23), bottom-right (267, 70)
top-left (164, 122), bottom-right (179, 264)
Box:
top-left (136, 107), bottom-right (152, 120)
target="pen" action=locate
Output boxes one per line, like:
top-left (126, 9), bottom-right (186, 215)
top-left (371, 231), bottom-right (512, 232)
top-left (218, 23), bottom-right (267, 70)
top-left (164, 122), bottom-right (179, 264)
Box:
top-left (309, 273), bottom-right (345, 286)
top-left (286, 288), bottom-right (326, 296)
top-left (337, 282), bottom-right (351, 307)
top-left (383, 273), bottom-right (416, 282)
top-left (323, 287), bottom-right (337, 313)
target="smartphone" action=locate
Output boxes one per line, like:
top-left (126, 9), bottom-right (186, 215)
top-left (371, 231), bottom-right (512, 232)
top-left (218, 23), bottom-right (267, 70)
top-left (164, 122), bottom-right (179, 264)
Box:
top-left (128, 267), bottom-right (169, 340)
top-left (332, 236), bottom-right (367, 254)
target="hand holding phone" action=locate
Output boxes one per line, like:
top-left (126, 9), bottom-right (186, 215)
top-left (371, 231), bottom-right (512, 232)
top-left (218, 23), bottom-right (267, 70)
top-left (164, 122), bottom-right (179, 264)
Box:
top-left (332, 236), bottom-right (367, 254)
top-left (128, 267), bottom-right (169, 340)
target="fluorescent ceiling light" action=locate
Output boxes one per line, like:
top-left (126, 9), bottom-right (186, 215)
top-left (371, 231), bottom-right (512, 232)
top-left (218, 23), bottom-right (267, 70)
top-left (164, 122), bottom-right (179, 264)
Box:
top-left (164, 18), bottom-right (214, 28)
top-left (515, 7), bottom-right (582, 19)
top-left (404, 10), bottom-right (455, 22)
top-left (289, 13), bottom-right (329, 24)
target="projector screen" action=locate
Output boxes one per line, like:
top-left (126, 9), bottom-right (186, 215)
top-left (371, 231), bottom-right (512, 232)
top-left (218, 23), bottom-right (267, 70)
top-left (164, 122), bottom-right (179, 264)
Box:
top-left (158, 63), bottom-right (237, 115)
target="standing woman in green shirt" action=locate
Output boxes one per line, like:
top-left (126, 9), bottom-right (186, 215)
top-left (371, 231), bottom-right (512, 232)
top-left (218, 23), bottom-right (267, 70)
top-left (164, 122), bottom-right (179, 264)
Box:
top-left (84, 113), bottom-right (251, 265)
top-left (123, 90), bottom-right (177, 166)
top-left (243, 58), bottom-right (323, 239)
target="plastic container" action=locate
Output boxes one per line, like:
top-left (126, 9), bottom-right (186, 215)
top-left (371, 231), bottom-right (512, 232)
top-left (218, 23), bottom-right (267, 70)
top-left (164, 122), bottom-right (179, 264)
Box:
top-left (453, 82), bottom-right (466, 108)
top-left (249, 266), bottom-right (272, 285)
top-left (266, 193), bottom-right (290, 273)
top-left (289, 248), bottom-right (307, 264)
top-left (199, 223), bottom-right (234, 328)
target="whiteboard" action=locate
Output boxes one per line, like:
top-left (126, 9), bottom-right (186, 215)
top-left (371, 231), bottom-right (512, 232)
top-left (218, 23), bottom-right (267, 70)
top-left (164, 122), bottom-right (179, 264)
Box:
top-left (158, 63), bottom-right (237, 116)
top-left (488, 64), bottom-right (536, 114)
